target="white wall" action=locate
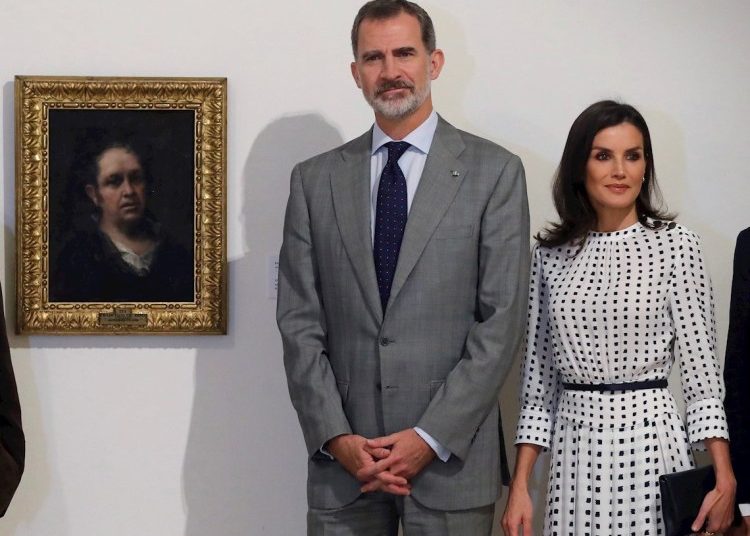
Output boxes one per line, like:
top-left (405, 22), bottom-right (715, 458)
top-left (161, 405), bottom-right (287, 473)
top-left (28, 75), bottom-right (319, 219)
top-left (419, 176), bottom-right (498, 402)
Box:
top-left (1, 1), bottom-right (748, 534)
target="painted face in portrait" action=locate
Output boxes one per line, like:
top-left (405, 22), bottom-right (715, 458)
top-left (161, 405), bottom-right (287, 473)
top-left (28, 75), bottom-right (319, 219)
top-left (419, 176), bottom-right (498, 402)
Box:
top-left (86, 147), bottom-right (147, 232)
top-left (585, 122), bottom-right (646, 226)
top-left (350, 11), bottom-right (444, 121)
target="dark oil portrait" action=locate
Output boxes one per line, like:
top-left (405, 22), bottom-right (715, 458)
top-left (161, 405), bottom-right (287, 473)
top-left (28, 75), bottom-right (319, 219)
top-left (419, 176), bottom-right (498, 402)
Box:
top-left (47, 109), bottom-right (196, 303)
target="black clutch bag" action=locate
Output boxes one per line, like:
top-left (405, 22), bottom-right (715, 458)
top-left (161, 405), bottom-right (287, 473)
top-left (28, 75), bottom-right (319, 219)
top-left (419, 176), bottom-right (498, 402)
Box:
top-left (659, 465), bottom-right (742, 536)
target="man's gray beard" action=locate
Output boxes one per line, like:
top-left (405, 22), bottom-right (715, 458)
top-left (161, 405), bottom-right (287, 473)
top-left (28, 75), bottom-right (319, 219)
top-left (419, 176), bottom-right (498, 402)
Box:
top-left (366, 82), bottom-right (430, 120)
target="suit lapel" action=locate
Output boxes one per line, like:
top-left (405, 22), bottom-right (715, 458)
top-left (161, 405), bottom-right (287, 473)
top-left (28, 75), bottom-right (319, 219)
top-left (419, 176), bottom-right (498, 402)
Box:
top-left (330, 130), bottom-right (383, 322)
top-left (387, 118), bottom-right (467, 309)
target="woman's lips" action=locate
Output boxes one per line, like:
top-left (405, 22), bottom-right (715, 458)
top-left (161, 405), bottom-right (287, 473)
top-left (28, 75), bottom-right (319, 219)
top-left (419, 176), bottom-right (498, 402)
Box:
top-left (606, 184), bottom-right (630, 193)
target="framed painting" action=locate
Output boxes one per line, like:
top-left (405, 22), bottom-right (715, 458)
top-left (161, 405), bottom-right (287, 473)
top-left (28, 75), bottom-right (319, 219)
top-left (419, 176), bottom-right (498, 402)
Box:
top-left (15, 76), bottom-right (227, 334)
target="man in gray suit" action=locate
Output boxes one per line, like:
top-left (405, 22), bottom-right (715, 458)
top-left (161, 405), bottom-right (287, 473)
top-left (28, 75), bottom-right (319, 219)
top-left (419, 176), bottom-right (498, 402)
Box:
top-left (277, 1), bottom-right (530, 533)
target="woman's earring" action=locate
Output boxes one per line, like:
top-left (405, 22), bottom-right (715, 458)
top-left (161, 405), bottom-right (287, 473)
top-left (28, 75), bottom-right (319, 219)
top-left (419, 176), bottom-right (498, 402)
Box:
top-left (641, 176), bottom-right (646, 183)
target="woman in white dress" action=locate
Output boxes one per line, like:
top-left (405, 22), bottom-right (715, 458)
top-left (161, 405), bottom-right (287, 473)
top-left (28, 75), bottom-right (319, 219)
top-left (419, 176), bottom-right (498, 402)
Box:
top-left (502, 101), bottom-right (736, 536)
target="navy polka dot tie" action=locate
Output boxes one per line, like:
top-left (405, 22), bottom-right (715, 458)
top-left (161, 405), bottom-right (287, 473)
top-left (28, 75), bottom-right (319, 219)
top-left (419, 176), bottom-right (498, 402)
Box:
top-left (374, 141), bottom-right (410, 311)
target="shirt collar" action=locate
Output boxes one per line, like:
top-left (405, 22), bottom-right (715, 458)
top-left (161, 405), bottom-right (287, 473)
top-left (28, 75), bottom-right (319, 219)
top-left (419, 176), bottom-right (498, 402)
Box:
top-left (370, 110), bottom-right (438, 156)
top-left (110, 238), bottom-right (158, 275)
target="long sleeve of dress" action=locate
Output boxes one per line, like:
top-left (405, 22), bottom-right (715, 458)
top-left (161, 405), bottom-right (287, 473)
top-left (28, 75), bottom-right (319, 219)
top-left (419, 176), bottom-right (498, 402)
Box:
top-left (515, 244), bottom-right (562, 450)
top-left (670, 229), bottom-right (729, 445)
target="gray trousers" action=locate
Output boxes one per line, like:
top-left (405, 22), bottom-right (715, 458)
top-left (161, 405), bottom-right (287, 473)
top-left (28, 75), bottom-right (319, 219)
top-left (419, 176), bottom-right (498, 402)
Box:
top-left (308, 492), bottom-right (494, 536)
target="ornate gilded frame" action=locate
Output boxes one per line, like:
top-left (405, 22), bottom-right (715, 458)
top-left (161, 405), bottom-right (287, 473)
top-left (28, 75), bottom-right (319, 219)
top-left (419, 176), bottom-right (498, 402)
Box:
top-left (15, 76), bottom-right (227, 334)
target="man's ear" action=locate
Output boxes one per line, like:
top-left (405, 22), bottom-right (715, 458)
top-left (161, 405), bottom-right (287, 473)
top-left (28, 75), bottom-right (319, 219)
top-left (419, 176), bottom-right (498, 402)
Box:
top-left (351, 62), bottom-right (362, 89)
top-left (429, 48), bottom-right (445, 80)
top-left (85, 184), bottom-right (99, 206)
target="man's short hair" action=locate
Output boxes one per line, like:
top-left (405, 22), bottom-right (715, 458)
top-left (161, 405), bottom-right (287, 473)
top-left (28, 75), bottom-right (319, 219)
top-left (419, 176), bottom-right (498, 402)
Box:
top-left (351, 0), bottom-right (436, 57)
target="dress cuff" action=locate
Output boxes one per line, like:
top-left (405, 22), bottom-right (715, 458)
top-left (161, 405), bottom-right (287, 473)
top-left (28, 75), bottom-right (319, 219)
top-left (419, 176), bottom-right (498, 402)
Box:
top-left (514, 405), bottom-right (554, 449)
top-left (414, 427), bottom-right (451, 462)
top-left (686, 397), bottom-right (729, 447)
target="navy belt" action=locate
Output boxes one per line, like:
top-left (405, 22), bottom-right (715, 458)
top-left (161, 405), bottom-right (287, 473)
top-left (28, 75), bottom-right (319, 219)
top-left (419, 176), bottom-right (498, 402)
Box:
top-left (562, 379), bottom-right (668, 392)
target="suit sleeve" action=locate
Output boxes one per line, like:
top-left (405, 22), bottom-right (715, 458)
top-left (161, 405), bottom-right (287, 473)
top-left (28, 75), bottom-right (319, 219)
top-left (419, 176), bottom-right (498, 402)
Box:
top-left (0, 284), bottom-right (24, 516)
top-left (276, 164), bottom-right (352, 458)
top-left (416, 154), bottom-right (530, 460)
top-left (724, 229), bottom-right (750, 502)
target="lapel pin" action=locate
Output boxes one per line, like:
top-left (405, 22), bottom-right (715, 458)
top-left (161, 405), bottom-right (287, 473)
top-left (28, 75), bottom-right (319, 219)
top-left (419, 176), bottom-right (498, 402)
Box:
top-left (451, 170), bottom-right (460, 177)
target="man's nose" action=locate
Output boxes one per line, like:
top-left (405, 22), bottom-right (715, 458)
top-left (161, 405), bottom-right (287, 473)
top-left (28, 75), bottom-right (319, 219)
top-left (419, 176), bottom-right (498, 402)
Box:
top-left (381, 55), bottom-right (400, 79)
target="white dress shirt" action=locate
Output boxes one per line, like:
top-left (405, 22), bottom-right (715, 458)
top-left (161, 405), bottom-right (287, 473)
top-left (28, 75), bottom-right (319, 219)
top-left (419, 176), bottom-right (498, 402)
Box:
top-left (369, 111), bottom-right (450, 463)
top-left (369, 110), bottom-right (438, 240)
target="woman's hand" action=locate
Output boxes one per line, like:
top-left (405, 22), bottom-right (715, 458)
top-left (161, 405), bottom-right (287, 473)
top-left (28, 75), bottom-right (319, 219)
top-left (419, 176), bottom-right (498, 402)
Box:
top-left (693, 438), bottom-right (739, 534)
top-left (503, 443), bottom-right (542, 535)
top-left (690, 476), bottom-right (737, 534)
top-left (502, 480), bottom-right (534, 536)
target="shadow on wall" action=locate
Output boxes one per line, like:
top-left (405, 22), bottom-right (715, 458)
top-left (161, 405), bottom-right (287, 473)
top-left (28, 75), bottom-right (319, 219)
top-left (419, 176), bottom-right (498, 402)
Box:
top-left (183, 115), bottom-right (344, 535)
top-left (495, 352), bottom-right (550, 535)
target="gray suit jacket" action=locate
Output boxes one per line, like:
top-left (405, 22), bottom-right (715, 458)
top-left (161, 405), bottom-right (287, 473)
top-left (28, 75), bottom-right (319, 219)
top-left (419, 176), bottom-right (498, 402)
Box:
top-left (277, 116), bottom-right (530, 511)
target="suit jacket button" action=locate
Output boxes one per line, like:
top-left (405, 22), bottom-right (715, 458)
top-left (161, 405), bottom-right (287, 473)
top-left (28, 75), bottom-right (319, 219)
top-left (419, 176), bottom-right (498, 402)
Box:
top-left (380, 337), bottom-right (391, 346)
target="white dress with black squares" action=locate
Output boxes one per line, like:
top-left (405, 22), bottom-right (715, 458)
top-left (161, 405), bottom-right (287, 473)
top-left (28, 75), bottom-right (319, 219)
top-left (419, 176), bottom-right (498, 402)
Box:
top-left (515, 221), bottom-right (729, 536)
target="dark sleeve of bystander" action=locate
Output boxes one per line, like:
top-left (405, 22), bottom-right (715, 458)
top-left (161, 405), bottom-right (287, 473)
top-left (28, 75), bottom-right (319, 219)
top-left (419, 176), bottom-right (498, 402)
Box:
top-left (724, 228), bottom-right (750, 505)
top-left (0, 283), bottom-right (24, 517)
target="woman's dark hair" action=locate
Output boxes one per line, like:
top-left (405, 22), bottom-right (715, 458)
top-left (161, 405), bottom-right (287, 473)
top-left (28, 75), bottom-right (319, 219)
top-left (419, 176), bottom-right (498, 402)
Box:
top-left (537, 100), bottom-right (673, 248)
